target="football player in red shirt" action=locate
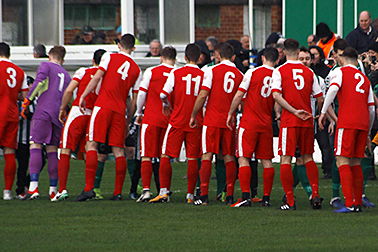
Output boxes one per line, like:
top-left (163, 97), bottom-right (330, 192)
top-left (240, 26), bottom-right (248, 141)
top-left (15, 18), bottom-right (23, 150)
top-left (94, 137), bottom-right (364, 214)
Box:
top-left (319, 47), bottom-right (375, 213)
top-left (149, 44), bottom-right (204, 203)
top-left (78, 34), bottom-right (142, 201)
top-left (190, 43), bottom-right (244, 205)
top-left (271, 39), bottom-right (324, 210)
top-left (0, 42), bottom-right (28, 200)
top-left (226, 47), bottom-right (279, 207)
top-left (135, 46), bottom-right (176, 202)
top-left (51, 49), bottom-right (106, 201)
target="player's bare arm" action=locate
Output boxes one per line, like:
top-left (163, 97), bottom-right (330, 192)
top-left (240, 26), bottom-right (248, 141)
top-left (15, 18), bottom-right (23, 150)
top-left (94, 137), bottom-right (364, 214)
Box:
top-left (59, 79), bottom-right (79, 123)
top-left (190, 89), bottom-right (209, 128)
top-left (79, 69), bottom-right (104, 112)
top-left (272, 91), bottom-right (312, 120)
top-left (227, 90), bottom-right (244, 130)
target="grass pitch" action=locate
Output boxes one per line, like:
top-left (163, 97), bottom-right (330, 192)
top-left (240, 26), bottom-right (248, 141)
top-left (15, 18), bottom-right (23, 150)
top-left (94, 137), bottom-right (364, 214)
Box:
top-left (0, 160), bottom-right (377, 251)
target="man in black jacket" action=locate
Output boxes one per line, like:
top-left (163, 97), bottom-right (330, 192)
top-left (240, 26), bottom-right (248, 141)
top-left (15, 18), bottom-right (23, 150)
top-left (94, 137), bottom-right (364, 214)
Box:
top-left (346, 11), bottom-right (378, 54)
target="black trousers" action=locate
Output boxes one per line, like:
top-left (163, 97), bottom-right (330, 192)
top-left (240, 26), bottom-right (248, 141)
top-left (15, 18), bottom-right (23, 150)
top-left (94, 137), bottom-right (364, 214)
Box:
top-left (315, 123), bottom-right (334, 176)
top-left (15, 143), bottom-right (30, 195)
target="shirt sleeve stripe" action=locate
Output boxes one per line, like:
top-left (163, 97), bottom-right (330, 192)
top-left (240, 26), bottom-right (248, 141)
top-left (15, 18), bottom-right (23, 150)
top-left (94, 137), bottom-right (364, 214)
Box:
top-left (330, 83), bottom-right (340, 88)
top-left (238, 87), bottom-right (247, 93)
top-left (313, 92), bottom-right (323, 98)
top-left (98, 66), bottom-right (106, 72)
top-left (139, 87), bottom-right (148, 92)
top-left (271, 89), bottom-right (282, 93)
top-left (200, 86), bottom-right (211, 92)
top-left (161, 90), bottom-right (169, 97)
top-left (72, 77), bottom-right (81, 82)
top-left (368, 102), bottom-right (375, 106)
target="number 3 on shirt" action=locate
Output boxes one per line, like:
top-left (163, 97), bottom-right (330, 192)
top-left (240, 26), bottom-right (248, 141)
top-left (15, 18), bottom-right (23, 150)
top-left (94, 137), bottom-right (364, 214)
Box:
top-left (292, 69), bottom-right (304, 90)
top-left (6, 67), bottom-right (17, 88)
top-left (117, 61), bottom-right (130, 80)
top-left (182, 74), bottom-right (201, 96)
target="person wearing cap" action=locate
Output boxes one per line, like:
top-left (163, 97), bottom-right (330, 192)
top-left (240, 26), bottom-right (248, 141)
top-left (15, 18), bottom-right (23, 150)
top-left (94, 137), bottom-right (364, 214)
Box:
top-left (71, 25), bottom-right (105, 45)
top-left (346, 11), bottom-right (378, 54)
top-left (316, 22), bottom-right (337, 59)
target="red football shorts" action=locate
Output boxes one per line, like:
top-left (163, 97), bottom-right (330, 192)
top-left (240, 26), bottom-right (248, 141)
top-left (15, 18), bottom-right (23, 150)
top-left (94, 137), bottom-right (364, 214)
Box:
top-left (0, 120), bottom-right (18, 149)
top-left (334, 128), bottom-right (368, 158)
top-left (88, 106), bottom-right (126, 148)
top-left (278, 127), bottom-right (314, 156)
top-left (162, 124), bottom-right (202, 158)
top-left (202, 125), bottom-right (235, 156)
top-left (237, 127), bottom-right (273, 159)
top-left (60, 106), bottom-right (90, 152)
top-left (140, 123), bottom-right (167, 157)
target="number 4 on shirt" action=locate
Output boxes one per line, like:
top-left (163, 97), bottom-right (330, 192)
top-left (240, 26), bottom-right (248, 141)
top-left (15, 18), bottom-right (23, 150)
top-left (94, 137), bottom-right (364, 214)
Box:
top-left (117, 61), bottom-right (131, 80)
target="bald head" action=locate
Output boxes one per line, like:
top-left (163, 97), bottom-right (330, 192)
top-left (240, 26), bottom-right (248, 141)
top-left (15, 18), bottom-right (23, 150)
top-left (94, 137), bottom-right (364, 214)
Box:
top-left (359, 11), bottom-right (372, 31)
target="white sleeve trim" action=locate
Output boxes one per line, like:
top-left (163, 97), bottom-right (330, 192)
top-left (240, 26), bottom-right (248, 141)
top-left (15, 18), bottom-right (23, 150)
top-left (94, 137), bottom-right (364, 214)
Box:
top-left (201, 67), bottom-right (214, 90)
top-left (271, 68), bottom-right (282, 91)
top-left (239, 68), bottom-right (253, 91)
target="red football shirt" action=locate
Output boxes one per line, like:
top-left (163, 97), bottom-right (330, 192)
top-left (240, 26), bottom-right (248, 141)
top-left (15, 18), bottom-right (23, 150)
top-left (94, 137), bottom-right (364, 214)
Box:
top-left (161, 64), bottom-right (204, 131)
top-left (72, 66), bottom-right (99, 109)
top-left (239, 65), bottom-right (274, 132)
top-left (139, 63), bottom-right (174, 128)
top-left (329, 65), bottom-right (374, 130)
top-left (201, 60), bottom-right (244, 128)
top-left (0, 59), bottom-right (27, 122)
top-left (271, 60), bottom-right (323, 128)
top-left (95, 52), bottom-right (141, 114)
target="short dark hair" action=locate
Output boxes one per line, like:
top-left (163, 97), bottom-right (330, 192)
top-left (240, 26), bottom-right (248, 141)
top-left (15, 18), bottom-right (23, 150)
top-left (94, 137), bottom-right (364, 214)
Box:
top-left (185, 43), bottom-right (201, 62)
top-left (34, 44), bottom-right (47, 58)
top-left (340, 47), bottom-right (358, 60)
top-left (214, 42), bottom-right (234, 59)
top-left (263, 47), bottom-right (279, 62)
top-left (161, 46), bottom-right (177, 60)
top-left (284, 39), bottom-right (299, 53)
top-left (119, 34), bottom-right (135, 50)
top-left (333, 39), bottom-right (349, 53)
top-left (93, 49), bottom-right (106, 65)
top-left (48, 46), bottom-right (66, 61)
top-left (299, 46), bottom-right (310, 54)
top-left (0, 42), bottom-right (10, 58)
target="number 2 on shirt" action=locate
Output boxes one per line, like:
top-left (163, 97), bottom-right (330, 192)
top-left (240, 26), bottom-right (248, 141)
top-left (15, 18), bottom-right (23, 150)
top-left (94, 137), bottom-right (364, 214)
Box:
top-left (355, 73), bottom-right (365, 94)
top-left (183, 74), bottom-right (201, 96)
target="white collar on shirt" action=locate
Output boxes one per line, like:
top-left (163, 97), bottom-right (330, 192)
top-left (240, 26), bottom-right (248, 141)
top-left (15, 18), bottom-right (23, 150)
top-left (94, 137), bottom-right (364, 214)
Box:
top-left (220, 59), bottom-right (236, 67)
top-left (161, 63), bottom-right (174, 68)
top-left (344, 64), bottom-right (358, 69)
top-left (262, 64), bottom-right (275, 70)
top-left (285, 60), bottom-right (302, 64)
top-left (119, 51), bottom-right (132, 57)
top-left (185, 63), bottom-right (199, 68)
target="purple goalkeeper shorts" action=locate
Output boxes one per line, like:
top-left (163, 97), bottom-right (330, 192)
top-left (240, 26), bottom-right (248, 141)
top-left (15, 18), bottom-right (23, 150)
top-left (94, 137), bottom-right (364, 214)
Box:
top-left (30, 119), bottom-right (62, 146)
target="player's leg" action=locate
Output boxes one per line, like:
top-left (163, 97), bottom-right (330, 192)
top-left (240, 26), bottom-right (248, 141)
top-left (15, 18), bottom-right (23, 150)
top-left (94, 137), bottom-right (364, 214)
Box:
top-left (45, 144), bottom-right (59, 200)
top-left (215, 155), bottom-right (226, 201)
top-left (231, 156), bottom-right (251, 207)
top-left (350, 158), bottom-right (363, 211)
top-left (28, 143), bottom-right (43, 199)
top-left (261, 159), bottom-right (274, 206)
top-left (334, 156), bottom-right (354, 213)
top-left (94, 152), bottom-right (108, 200)
top-left (294, 156), bottom-right (312, 199)
top-left (3, 147), bottom-right (16, 200)
top-left (278, 127), bottom-right (295, 210)
top-left (111, 146), bottom-right (127, 200)
top-left (222, 128), bottom-right (237, 205)
top-left (250, 159), bottom-right (260, 202)
top-left (53, 148), bottom-right (71, 201)
top-left (328, 131), bottom-right (343, 208)
top-left (140, 124), bottom-right (153, 197)
top-left (184, 129), bottom-right (202, 203)
top-left (15, 143), bottom-right (29, 199)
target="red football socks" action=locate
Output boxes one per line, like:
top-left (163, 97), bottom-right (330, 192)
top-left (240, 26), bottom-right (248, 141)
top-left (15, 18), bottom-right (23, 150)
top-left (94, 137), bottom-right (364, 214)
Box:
top-left (114, 156), bottom-right (127, 195)
top-left (200, 160), bottom-right (212, 196)
top-left (141, 160), bottom-right (153, 190)
top-left (58, 153), bottom-right (70, 192)
top-left (238, 166), bottom-right (251, 193)
top-left (263, 167), bottom-right (275, 196)
top-left (280, 163), bottom-right (294, 206)
top-left (159, 157), bottom-right (172, 190)
top-left (225, 160), bottom-right (237, 196)
top-left (338, 164), bottom-right (354, 207)
top-left (4, 153), bottom-right (16, 190)
top-left (351, 165), bottom-right (363, 206)
top-left (84, 150), bottom-right (98, 192)
top-left (187, 159), bottom-right (199, 194)
top-left (305, 161), bottom-right (319, 197)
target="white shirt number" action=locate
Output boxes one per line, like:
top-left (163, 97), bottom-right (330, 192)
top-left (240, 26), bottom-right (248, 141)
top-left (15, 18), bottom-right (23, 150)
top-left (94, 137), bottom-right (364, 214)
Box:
top-left (355, 73), bottom-right (365, 94)
top-left (182, 74), bottom-right (201, 96)
top-left (261, 76), bottom-right (272, 98)
top-left (58, 73), bottom-right (65, 92)
top-left (117, 61), bottom-right (130, 80)
top-left (223, 71), bottom-right (236, 93)
top-left (292, 69), bottom-right (304, 90)
top-left (6, 67), bottom-right (17, 88)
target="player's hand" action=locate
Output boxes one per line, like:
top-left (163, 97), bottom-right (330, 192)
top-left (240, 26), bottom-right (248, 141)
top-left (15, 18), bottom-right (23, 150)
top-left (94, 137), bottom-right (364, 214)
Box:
top-left (162, 103), bottom-right (172, 117)
top-left (79, 97), bottom-right (86, 114)
top-left (59, 109), bottom-right (67, 124)
top-left (318, 113), bottom-right (326, 131)
top-left (328, 120), bottom-right (335, 135)
top-left (135, 115), bottom-right (143, 125)
top-left (189, 117), bottom-right (197, 128)
top-left (367, 136), bottom-right (372, 155)
top-left (226, 114), bottom-right (235, 131)
top-left (294, 109), bottom-right (312, 121)
top-left (20, 98), bottom-right (31, 119)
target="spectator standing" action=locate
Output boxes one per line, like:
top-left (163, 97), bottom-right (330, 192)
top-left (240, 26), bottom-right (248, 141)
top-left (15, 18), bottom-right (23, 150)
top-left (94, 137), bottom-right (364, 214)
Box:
top-left (346, 11), bottom-right (378, 54)
top-left (71, 25), bottom-right (105, 45)
top-left (316, 22), bottom-right (337, 58)
top-left (309, 45), bottom-right (331, 79)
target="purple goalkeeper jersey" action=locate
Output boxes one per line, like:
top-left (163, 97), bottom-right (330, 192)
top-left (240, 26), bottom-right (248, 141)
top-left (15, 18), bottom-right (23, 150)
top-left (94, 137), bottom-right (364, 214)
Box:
top-left (27, 61), bottom-right (71, 126)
